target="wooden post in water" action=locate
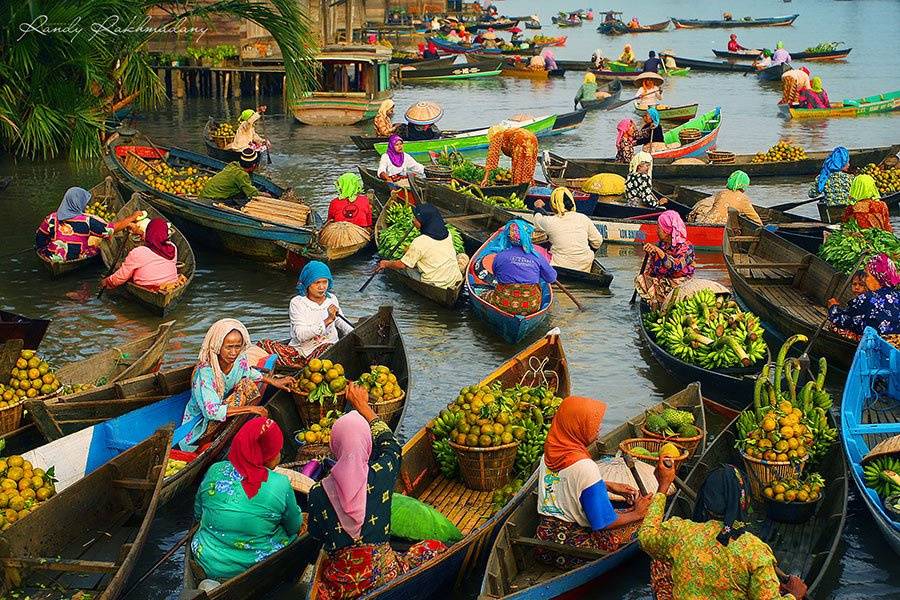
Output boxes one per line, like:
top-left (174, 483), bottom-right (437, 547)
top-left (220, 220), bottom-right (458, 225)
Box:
top-left (254, 73), bottom-right (260, 97)
top-left (231, 71), bottom-right (241, 97)
top-left (345, 0), bottom-right (354, 44)
top-left (173, 69), bottom-right (185, 99)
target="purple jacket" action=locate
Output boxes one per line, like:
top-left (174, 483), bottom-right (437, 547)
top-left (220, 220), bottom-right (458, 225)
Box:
top-left (493, 247), bottom-right (558, 285)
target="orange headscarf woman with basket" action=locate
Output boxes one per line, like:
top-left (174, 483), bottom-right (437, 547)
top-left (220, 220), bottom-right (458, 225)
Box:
top-left (481, 123), bottom-right (539, 186)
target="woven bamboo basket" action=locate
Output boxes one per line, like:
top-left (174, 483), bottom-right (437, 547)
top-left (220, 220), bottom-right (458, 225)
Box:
top-left (639, 424), bottom-right (704, 460)
top-left (678, 128), bottom-right (701, 145)
top-left (424, 164), bottom-right (453, 184)
top-left (706, 150), bottom-right (735, 164)
top-left (618, 438), bottom-right (690, 469)
top-left (212, 133), bottom-right (234, 149)
top-left (449, 440), bottom-right (519, 491)
top-left (292, 390), bottom-right (345, 427)
top-left (292, 442), bottom-right (334, 463)
top-left (274, 461), bottom-right (317, 494)
top-left (0, 401), bottom-right (23, 435)
top-left (369, 390), bottom-right (405, 424)
top-left (740, 450), bottom-right (808, 500)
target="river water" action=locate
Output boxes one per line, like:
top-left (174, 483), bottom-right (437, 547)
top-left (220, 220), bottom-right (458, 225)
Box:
top-left (1, 0), bottom-right (899, 596)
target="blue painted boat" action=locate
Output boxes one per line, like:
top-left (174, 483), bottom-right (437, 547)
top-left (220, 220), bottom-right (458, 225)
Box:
top-left (102, 134), bottom-right (322, 267)
top-left (466, 227), bottom-right (553, 345)
top-left (841, 327), bottom-right (900, 555)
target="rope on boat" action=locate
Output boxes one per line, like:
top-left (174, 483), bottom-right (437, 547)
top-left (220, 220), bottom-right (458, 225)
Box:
top-left (518, 356), bottom-right (559, 393)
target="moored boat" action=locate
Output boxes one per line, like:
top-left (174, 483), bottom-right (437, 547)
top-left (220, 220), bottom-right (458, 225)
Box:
top-left (597, 18), bottom-right (670, 34)
top-left (671, 14), bottom-right (799, 28)
top-left (781, 90), bottom-right (900, 119)
top-left (713, 48), bottom-right (852, 61)
top-left (660, 54), bottom-right (755, 73)
top-left (400, 57), bottom-right (503, 81)
top-left (0, 311), bottom-right (51, 350)
top-left (634, 102), bottom-right (699, 123)
top-left (757, 62), bottom-right (791, 81)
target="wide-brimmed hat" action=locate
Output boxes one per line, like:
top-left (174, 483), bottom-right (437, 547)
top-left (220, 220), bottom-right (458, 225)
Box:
top-left (240, 148), bottom-right (259, 165)
top-left (405, 101), bottom-right (444, 125)
top-left (634, 71), bottom-right (664, 84)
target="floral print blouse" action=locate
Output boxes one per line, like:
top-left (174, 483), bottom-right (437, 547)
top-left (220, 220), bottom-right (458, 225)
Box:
top-left (192, 461), bottom-right (302, 580)
top-left (624, 173), bottom-right (659, 208)
top-left (649, 240), bottom-right (695, 279)
top-left (828, 287), bottom-right (900, 336)
top-left (808, 172), bottom-right (853, 206)
top-left (639, 493), bottom-right (796, 600)
top-left (35, 212), bottom-right (113, 262)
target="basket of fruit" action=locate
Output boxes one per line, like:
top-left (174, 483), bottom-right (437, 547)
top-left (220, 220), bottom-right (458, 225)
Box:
top-left (448, 439), bottom-right (519, 491)
top-left (211, 121), bottom-right (236, 148)
top-left (619, 439), bottom-right (689, 468)
top-left (293, 412), bottom-right (340, 462)
top-left (290, 358), bottom-right (348, 427)
top-left (356, 365), bottom-right (405, 424)
top-left (740, 450), bottom-right (808, 500)
top-left (0, 453), bottom-right (57, 523)
top-left (762, 474), bottom-right (824, 524)
top-left (0, 400), bottom-right (24, 436)
top-left (640, 407), bottom-right (704, 459)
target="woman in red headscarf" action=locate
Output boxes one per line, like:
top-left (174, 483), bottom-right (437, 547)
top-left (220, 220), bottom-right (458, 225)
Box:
top-left (190, 417), bottom-right (303, 581)
top-left (101, 217), bottom-right (183, 291)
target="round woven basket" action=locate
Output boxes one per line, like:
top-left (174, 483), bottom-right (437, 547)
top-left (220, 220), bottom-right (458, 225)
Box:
top-left (293, 442), bottom-right (333, 463)
top-left (706, 150), bottom-right (735, 164)
top-left (424, 164), bottom-right (452, 184)
top-left (212, 133), bottom-right (234, 149)
top-left (369, 390), bottom-right (405, 424)
top-left (740, 450), bottom-right (808, 500)
top-left (618, 438), bottom-right (690, 469)
top-left (678, 128), bottom-right (702, 145)
top-left (639, 424), bottom-right (704, 460)
top-left (292, 390), bottom-right (345, 427)
top-left (449, 440), bottom-right (519, 491)
top-left (0, 402), bottom-right (23, 435)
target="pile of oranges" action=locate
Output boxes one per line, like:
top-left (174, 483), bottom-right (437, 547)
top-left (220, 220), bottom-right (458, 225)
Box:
top-left (740, 401), bottom-right (814, 462)
top-left (296, 411), bottom-right (341, 446)
top-left (0, 350), bottom-right (61, 404)
top-left (750, 141), bottom-right (808, 163)
top-left (142, 164), bottom-right (211, 197)
top-left (0, 454), bottom-right (56, 529)
top-left (764, 473), bottom-right (825, 503)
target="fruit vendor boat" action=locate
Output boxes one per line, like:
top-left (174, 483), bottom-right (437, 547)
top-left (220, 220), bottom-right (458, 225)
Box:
top-left (659, 54), bottom-right (756, 73)
top-left (102, 134), bottom-right (322, 270)
top-left (291, 45), bottom-right (393, 126)
top-left (400, 57), bottom-right (503, 81)
top-left (780, 90), bottom-right (900, 119)
top-left (0, 310), bottom-right (50, 350)
top-left (202, 117), bottom-right (263, 166)
top-left (643, 108), bottom-right (721, 160)
top-left (359, 165), bottom-right (528, 206)
top-left (671, 14), bottom-right (799, 28)
top-left (0, 429), bottom-right (171, 600)
top-left (37, 176), bottom-right (124, 278)
top-left (596, 18), bottom-right (670, 34)
top-left (427, 37), bottom-right (546, 57)
top-left (713, 48), bottom-right (852, 61)
top-left (634, 102), bottom-right (698, 123)
top-left (100, 193), bottom-right (195, 316)
top-left (479, 383), bottom-right (730, 599)
top-left (466, 227), bottom-right (554, 345)
top-left (374, 194), bottom-right (464, 308)
top-left (300, 330), bottom-right (570, 600)
top-left (724, 210), bottom-right (858, 370)
top-left (841, 327), bottom-right (900, 555)
top-left (540, 144), bottom-right (900, 180)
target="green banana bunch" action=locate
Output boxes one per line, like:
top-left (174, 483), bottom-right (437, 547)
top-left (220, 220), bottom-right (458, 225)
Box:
top-left (863, 456), bottom-right (900, 499)
top-left (433, 438), bottom-right (459, 478)
top-left (378, 202), bottom-right (464, 258)
top-left (430, 409), bottom-right (460, 440)
top-left (736, 410), bottom-right (758, 441)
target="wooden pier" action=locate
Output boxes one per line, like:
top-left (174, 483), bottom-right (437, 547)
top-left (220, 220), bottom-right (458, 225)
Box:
top-left (157, 64), bottom-right (288, 99)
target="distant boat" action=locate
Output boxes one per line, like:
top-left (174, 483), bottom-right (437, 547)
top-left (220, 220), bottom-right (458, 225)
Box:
top-left (671, 14), bottom-right (799, 28)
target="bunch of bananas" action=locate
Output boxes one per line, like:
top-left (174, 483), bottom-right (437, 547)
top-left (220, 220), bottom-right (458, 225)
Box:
top-left (448, 180), bottom-right (526, 209)
top-left (864, 456), bottom-right (900, 499)
top-left (377, 201), bottom-right (465, 258)
top-left (429, 409), bottom-right (461, 439)
top-left (433, 438), bottom-right (458, 479)
top-left (513, 407), bottom-right (548, 476)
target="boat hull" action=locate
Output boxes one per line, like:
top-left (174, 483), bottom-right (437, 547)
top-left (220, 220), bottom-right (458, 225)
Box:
top-left (672, 14), bottom-right (798, 28)
top-left (292, 95), bottom-right (384, 126)
top-left (597, 19), bottom-right (670, 34)
top-left (635, 102), bottom-right (698, 122)
top-left (0, 311), bottom-right (51, 350)
top-left (785, 91), bottom-right (900, 119)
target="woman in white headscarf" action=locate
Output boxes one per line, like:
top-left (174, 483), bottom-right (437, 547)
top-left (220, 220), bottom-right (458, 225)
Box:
top-left (624, 152), bottom-right (666, 208)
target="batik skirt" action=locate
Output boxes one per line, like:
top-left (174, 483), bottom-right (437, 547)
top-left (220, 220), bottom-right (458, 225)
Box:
top-left (533, 514), bottom-right (641, 570)
top-left (485, 283), bottom-right (543, 316)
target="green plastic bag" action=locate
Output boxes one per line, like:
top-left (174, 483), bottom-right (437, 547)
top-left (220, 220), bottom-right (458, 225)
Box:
top-left (390, 493), bottom-right (463, 544)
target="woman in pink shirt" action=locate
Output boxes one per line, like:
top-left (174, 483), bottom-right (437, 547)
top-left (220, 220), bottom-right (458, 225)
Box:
top-left (102, 218), bottom-right (180, 290)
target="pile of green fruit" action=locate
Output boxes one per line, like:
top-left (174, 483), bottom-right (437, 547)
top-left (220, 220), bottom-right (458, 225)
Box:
top-left (447, 180), bottom-right (526, 209)
top-left (355, 365), bottom-right (404, 404)
top-left (858, 163), bottom-right (900, 196)
top-left (817, 221), bottom-right (900, 274)
top-left (803, 42), bottom-right (843, 53)
top-left (644, 407), bottom-right (701, 438)
top-left (764, 473), bottom-right (825, 503)
top-left (864, 455), bottom-right (900, 500)
top-left (289, 358), bottom-right (348, 404)
top-left (631, 442), bottom-right (683, 460)
top-left (377, 201), bottom-right (464, 259)
top-left (750, 141), bottom-right (807, 164)
top-left (213, 121), bottom-right (236, 140)
top-left (492, 478), bottom-right (525, 510)
top-left (2, 349), bottom-right (62, 402)
top-left (84, 200), bottom-right (116, 221)
top-left (643, 290), bottom-right (767, 370)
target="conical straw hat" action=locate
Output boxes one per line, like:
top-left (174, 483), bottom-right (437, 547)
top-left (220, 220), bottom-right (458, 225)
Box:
top-left (634, 71), bottom-right (664, 84)
top-left (863, 434), bottom-right (900, 464)
top-left (405, 102), bottom-right (444, 125)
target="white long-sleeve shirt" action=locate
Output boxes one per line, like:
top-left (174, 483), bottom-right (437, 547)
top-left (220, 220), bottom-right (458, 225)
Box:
top-left (288, 294), bottom-right (354, 357)
top-left (533, 211), bottom-right (604, 272)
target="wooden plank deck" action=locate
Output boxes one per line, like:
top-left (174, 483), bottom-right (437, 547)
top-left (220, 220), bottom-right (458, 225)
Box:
top-left (419, 475), bottom-right (496, 535)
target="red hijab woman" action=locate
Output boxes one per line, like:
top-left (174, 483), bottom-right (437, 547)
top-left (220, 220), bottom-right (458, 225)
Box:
top-left (101, 217), bottom-right (181, 290)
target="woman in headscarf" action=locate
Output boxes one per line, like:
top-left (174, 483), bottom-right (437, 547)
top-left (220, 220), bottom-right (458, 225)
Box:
top-left (634, 73), bottom-right (663, 110)
top-left (373, 100), bottom-right (399, 138)
top-left (309, 385), bottom-right (445, 599)
top-left (180, 319), bottom-right (294, 451)
top-left (191, 417), bottom-right (303, 582)
top-left (257, 261), bottom-right (353, 369)
top-left (640, 464), bottom-right (807, 600)
top-left (481, 125), bottom-right (539, 186)
top-left (827, 253), bottom-right (900, 344)
top-left (481, 220), bottom-right (557, 316)
top-left (226, 106), bottom-right (270, 152)
top-left (780, 66), bottom-right (811, 105)
top-left (377, 204), bottom-right (464, 290)
top-left (327, 173), bottom-right (373, 228)
top-left (809, 146), bottom-right (852, 205)
top-left (727, 34), bottom-right (749, 52)
top-left (686, 170), bottom-right (762, 225)
top-left (540, 48), bottom-right (558, 71)
top-left (101, 217), bottom-right (183, 291)
top-left (624, 152), bottom-right (663, 208)
top-left (532, 187), bottom-right (604, 272)
top-left (753, 48), bottom-right (773, 69)
top-left (574, 72), bottom-right (599, 108)
top-left (615, 119), bottom-right (638, 164)
top-left (618, 43), bottom-right (636, 65)
top-left (35, 187), bottom-right (143, 264)
top-left (797, 76), bottom-right (831, 109)
top-left (534, 396), bottom-right (665, 569)
top-left (842, 174), bottom-right (892, 232)
top-left (377, 135), bottom-right (425, 188)
top-left (635, 211), bottom-right (696, 309)
top-left (633, 108), bottom-right (665, 145)
top-left (772, 41), bottom-right (792, 65)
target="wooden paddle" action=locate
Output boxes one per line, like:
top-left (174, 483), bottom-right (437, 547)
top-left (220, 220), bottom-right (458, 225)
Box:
top-left (630, 253), bottom-right (651, 305)
top-left (121, 524), bottom-right (199, 598)
top-left (358, 226), bottom-right (417, 293)
top-left (554, 281), bottom-right (586, 311)
top-left (768, 196), bottom-right (822, 212)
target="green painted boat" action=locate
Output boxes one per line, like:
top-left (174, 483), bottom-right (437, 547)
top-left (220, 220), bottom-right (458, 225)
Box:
top-left (373, 114), bottom-right (558, 157)
top-left (782, 90), bottom-right (900, 119)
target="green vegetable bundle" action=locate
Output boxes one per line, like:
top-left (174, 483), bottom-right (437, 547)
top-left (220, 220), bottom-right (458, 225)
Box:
top-left (803, 41), bottom-right (842, 53)
top-left (377, 202), bottom-right (464, 259)
top-left (817, 221), bottom-right (900, 274)
top-left (447, 180), bottom-right (526, 210)
top-left (643, 289), bottom-right (767, 370)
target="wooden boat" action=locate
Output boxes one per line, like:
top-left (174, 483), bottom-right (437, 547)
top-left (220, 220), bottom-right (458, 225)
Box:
top-left (671, 14), bottom-right (799, 28)
top-left (37, 177), bottom-right (124, 277)
top-left (591, 68), bottom-right (644, 83)
top-left (373, 195), bottom-right (463, 307)
top-left (577, 80), bottom-right (623, 111)
top-left (302, 331), bottom-right (570, 600)
top-left (466, 227), bottom-right (553, 344)
top-left (596, 19), bottom-right (670, 34)
top-left (634, 102), bottom-right (699, 123)
top-left (428, 37), bottom-right (543, 57)
top-left (541, 144), bottom-right (900, 180)
top-left (0, 310), bottom-right (50, 350)
top-left (100, 193), bottom-right (195, 315)
top-left (712, 48), bottom-right (764, 60)
top-left (102, 134), bottom-right (322, 267)
top-left (781, 90), bottom-right (900, 119)
top-left (724, 210), bottom-right (857, 370)
top-left (401, 57), bottom-right (503, 81)
top-left (358, 166), bottom-right (526, 206)
top-left (501, 65), bottom-right (566, 80)
top-left (650, 108), bottom-right (722, 160)
top-left (757, 62), bottom-right (792, 81)
top-left (479, 383), bottom-right (731, 599)
top-left (660, 54), bottom-right (755, 73)
top-left (202, 117), bottom-right (262, 165)
top-left (713, 48), bottom-right (852, 62)
top-left (292, 45), bottom-right (392, 126)
top-left (816, 190), bottom-right (900, 224)
top-left (317, 221), bottom-right (374, 261)
top-left (0, 429), bottom-right (171, 600)
top-left (841, 328), bottom-right (900, 555)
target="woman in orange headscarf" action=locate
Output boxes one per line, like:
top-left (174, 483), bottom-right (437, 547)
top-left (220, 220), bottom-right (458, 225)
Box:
top-left (534, 397), bottom-right (662, 568)
top-left (481, 124), bottom-right (539, 186)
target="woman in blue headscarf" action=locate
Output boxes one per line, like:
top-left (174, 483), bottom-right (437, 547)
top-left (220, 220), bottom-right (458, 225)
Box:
top-left (481, 220), bottom-right (557, 316)
top-left (808, 146), bottom-right (852, 205)
top-left (634, 107), bottom-right (665, 146)
top-left (257, 261), bottom-right (353, 368)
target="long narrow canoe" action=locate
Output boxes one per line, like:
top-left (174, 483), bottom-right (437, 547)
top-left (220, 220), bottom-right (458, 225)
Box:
top-left (577, 80), bottom-right (623, 111)
top-left (401, 58), bottom-right (503, 81)
top-left (634, 102), bottom-right (698, 123)
top-left (37, 177), bottom-right (124, 278)
top-left (724, 209), bottom-right (857, 370)
top-left (648, 108), bottom-right (722, 160)
top-left (713, 48), bottom-right (852, 62)
top-left (0, 311), bottom-right (51, 350)
top-left (466, 227), bottom-right (553, 345)
top-left (0, 429), bottom-right (171, 600)
top-left (373, 194), bottom-right (464, 308)
top-left (100, 193), bottom-right (195, 315)
top-left (757, 62), bottom-right (791, 81)
top-left (303, 331), bottom-right (570, 600)
top-left (672, 14), bottom-right (799, 28)
top-left (841, 328), bottom-right (900, 555)
top-left (358, 166), bottom-right (526, 206)
top-left (479, 383), bottom-right (730, 599)
top-left (781, 90), bottom-right (900, 119)
top-left (660, 54), bottom-right (755, 73)
top-left (597, 19), bottom-right (670, 34)
top-left (202, 117), bottom-right (261, 166)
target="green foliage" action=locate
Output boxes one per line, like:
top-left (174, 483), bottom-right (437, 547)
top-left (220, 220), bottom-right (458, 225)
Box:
top-left (817, 221), bottom-right (900, 273)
